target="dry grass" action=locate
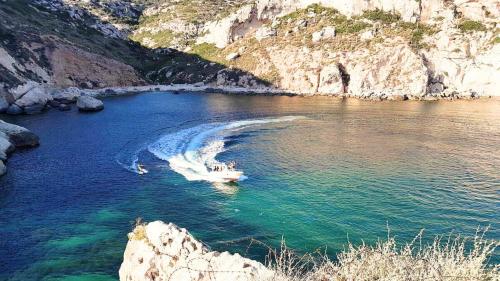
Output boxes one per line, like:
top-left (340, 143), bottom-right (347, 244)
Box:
top-left (266, 229), bottom-right (499, 281)
top-left (129, 217), bottom-right (148, 241)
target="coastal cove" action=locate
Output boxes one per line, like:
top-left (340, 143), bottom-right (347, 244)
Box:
top-left (0, 92), bottom-right (499, 280)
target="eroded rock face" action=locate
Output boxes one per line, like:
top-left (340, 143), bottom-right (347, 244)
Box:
top-left (119, 221), bottom-right (274, 281)
top-left (76, 96), bottom-right (104, 112)
top-left (346, 43), bottom-right (428, 99)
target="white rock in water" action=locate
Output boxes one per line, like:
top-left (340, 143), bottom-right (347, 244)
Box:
top-left (312, 26), bottom-right (336, 43)
top-left (0, 160), bottom-right (5, 176)
top-left (52, 87), bottom-right (82, 103)
top-left (14, 84), bottom-right (52, 109)
top-left (0, 120), bottom-right (39, 148)
top-left (226, 52), bottom-right (240, 61)
top-left (0, 132), bottom-right (14, 161)
top-left (76, 96), bottom-right (104, 112)
top-left (119, 221), bottom-right (274, 281)
top-left (0, 96), bottom-right (8, 113)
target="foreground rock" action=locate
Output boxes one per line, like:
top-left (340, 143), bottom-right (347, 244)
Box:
top-left (0, 120), bottom-right (39, 176)
top-left (119, 221), bottom-right (274, 281)
top-left (76, 96), bottom-right (104, 112)
top-left (0, 120), bottom-right (40, 148)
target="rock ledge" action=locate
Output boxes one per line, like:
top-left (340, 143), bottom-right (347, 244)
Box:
top-left (119, 221), bottom-right (274, 281)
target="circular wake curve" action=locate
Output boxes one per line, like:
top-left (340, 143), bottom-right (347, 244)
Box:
top-left (147, 116), bottom-right (303, 182)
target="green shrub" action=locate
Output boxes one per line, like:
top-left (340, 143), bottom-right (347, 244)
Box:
top-left (362, 9), bottom-right (401, 24)
top-left (458, 20), bottom-right (487, 33)
top-left (190, 43), bottom-right (219, 61)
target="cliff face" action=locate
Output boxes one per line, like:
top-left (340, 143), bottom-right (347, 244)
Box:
top-left (119, 221), bottom-right (274, 281)
top-left (1, 0), bottom-right (499, 105)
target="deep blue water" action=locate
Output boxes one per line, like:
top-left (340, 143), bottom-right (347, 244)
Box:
top-left (0, 92), bottom-right (499, 281)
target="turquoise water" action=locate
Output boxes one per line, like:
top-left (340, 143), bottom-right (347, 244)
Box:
top-left (0, 93), bottom-right (499, 280)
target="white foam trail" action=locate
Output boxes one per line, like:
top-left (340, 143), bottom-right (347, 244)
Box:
top-left (148, 116), bottom-right (302, 182)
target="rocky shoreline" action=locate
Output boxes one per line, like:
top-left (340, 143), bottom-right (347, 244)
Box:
top-left (0, 120), bottom-right (39, 177)
top-left (1, 82), bottom-right (495, 118)
top-left (120, 221), bottom-right (499, 281)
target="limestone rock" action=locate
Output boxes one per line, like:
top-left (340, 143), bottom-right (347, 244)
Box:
top-left (6, 104), bottom-right (23, 115)
top-left (347, 43), bottom-right (428, 98)
top-left (58, 104), bottom-right (71, 111)
top-left (318, 64), bottom-right (344, 95)
top-left (0, 120), bottom-right (39, 148)
top-left (360, 30), bottom-right (375, 41)
top-left (226, 52), bottom-right (241, 61)
top-left (76, 96), bottom-right (104, 112)
top-left (14, 85), bottom-right (52, 113)
top-left (52, 87), bottom-right (82, 103)
top-left (0, 132), bottom-right (15, 161)
top-left (312, 26), bottom-right (336, 43)
top-left (0, 95), bottom-right (8, 113)
top-left (197, 4), bottom-right (256, 48)
top-left (9, 81), bottom-right (40, 100)
top-left (255, 26), bottom-right (277, 41)
top-left (119, 221), bottom-right (274, 281)
top-left (0, 160), bottom-right (5, 177)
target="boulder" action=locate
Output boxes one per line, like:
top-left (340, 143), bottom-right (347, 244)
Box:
top-left (0, 132), bottom-right (14, 161)
top-left (312, 26), bottom-right (336, 43)
top-left (0, 120), bottom-right (39, 148)
top-left (255, 26), bottom-right (277, 41)
top-left (76, 96), bottom-right (104, 112)
top-left (6, 104), bottom-right (23, 115)
top-left (119, 221), bottom-right (273, 281)
top-left (58, 104), bottom-right (71, 111)
top-left (226, 52), bottom-right (240, 61)
top-left (0, 95), bottom-right (8, 113)
top-left (360, 30), bottom-right (375, 41)
top-left (52, 87), bottom-right (82, 103)
top-left (9, 81), bottom-right (39, 100)
top-left (14, 85), bottom-right (52, 113)
top-left (0, 160), bottom-right (5, 177)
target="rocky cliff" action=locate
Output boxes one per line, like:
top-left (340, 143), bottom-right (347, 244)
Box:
top-left (1, 0), bottom-right (499, 107)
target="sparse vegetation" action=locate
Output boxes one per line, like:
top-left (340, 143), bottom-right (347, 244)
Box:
top-left (189, 43), bottom-right (220, 61)
top-left (361, 9), bottom-right (401, 24)
top-left (267, 230), bottom-right (499, 281)
top-left (458, 20), bottom-right (487, 33)
top-left (129, 218), bottom-right (147, 241)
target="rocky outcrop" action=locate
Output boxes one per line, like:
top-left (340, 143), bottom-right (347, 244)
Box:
top-left (76, 96), bottom-right (104, 112)
top-left (0, 120), bottom-right (40, 148)
top-left (346, 43), bottom-right (429, 100)
top-left (0, 120), bottom-right (39, 177)
top-left (119, 221), bottom-right (274, 281)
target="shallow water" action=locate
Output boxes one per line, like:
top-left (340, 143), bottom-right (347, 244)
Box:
top-left (1, 93), bottom-right (499, 280)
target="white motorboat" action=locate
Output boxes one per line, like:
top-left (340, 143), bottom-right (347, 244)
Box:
top-left (211, 161), bottom-right (243, 182)
top-left (213, 170), bottom-right (244, 182)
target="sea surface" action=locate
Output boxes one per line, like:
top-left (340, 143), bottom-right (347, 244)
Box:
top-left (1, 92), bottom-right (499, 281)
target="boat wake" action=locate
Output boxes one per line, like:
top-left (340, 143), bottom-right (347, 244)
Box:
top-left (147, 116), bottom-right (302, 182)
